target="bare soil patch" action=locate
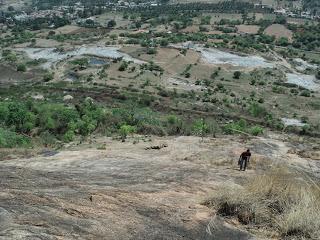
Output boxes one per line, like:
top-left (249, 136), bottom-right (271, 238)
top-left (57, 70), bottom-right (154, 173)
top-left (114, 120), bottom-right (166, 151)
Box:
top-left (264, 24), bottom-right (293, 42)
top-left (55, 25), bottom-right (84, 35)
top-left (236, 25), bottom-right (260, 35)
top-left (0, 65), bottom-right (40, 85)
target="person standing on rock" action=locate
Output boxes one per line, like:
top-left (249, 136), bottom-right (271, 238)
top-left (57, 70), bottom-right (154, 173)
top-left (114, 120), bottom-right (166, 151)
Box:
top-left (239, 149), bottom-right (251, 171)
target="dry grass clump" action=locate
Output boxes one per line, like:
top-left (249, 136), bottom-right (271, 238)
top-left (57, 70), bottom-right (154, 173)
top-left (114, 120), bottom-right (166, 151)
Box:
top-left (204, 167), bottom-right (320, 239)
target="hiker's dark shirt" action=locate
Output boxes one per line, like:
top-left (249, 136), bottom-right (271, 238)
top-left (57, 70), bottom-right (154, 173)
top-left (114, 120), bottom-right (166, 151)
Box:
top-left (240, 151), bottom-right (251, 160)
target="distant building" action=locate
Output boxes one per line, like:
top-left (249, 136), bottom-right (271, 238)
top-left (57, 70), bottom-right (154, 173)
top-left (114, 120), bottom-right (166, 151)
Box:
top-left (274, 8), bottom-right (286, 15)
top-left (14, 12), bottom-right (29, 21)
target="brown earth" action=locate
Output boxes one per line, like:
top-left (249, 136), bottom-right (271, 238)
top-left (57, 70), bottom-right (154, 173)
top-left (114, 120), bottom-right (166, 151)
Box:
top-left (236, 25), bottom-right (260, 35)
top-left (264, 24), bottom-right (293, 42)
top-left (0, 65), bottom-right (41, 85)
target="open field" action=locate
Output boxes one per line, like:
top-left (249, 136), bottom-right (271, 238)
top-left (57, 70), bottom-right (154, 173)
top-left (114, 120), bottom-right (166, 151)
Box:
top-left (264, 24), bottom-right (293, 42)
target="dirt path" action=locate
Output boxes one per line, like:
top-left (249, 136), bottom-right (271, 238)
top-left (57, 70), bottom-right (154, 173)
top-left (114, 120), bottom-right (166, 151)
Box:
top-left (0, 135), bottom-right (318, 239)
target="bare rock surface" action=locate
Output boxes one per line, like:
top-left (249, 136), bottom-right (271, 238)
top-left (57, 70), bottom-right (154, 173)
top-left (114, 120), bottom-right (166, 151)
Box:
top-left (0, 135), bottom-right (317, 239)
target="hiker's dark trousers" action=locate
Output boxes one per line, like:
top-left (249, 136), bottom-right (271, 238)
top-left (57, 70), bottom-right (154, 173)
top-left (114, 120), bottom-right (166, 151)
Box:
top-left (240, 158), bottom-right (248, 171)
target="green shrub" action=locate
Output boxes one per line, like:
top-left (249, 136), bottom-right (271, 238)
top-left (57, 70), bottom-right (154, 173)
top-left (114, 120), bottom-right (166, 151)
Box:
top-left (248, 103), bottom-right (267, 118)
top-left (17, 64), bottom-right (27, 72)
top-left (192, 119), bottom-right (209, 140)
top-left (300, 90), bottom-right (311, 97)
top-left (0, 128), bottom-right (30, 148)
top-left (224, 120), bottom-right (263, 136)
top-left (39, 131), bottom-right (57, 147)
top-left (4, 102), bottom-right (36, 133)
top-left (43, 72), bottom-right (54, 82)
top-left (118, 61), bottom-right (128, 71)
top-left (119, 124), bottom-right (136, 142)
top-left (167, 115), bottom-right (180, 125)
top-left (224, 119), bottom-right (247, 134)
top-left (166, 115), bottom-right (183, 135)
top-left (233, 71), bottom-right (242, 79)
top-left (249, 126), bottom-right (264, 136)
top-left (37, 104), bottom-right (79, 135)
top-left (160, 39), bottom-right (168, 47)
top-left (0, 99), bottom-right (110, 144)
top-left (272, 86), bottom-right (286, 94)
top-left (71, 58), bottom-right (89, 68)
top-left (211, 70), bottom-right (219, 79)
top-left (146, 47), bottom-right (157, 55)
top-left (63, 130), bottom-right (75, 142)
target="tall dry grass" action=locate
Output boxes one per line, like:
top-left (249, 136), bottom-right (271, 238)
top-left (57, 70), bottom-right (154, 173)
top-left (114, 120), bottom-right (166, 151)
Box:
top-left (204, 167), bottom-right (320, 239)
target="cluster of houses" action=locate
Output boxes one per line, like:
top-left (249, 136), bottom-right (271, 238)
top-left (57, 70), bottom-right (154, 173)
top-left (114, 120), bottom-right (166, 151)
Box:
top-left (14, 10), bottom-right (65, 22)
top-left (254, 1), bottom-right (319, 20)
top-left (3, 0), bottom-right (320, 26)
top-left (10, 0), bottom-right (161, 23)
top-left (274, 8), bottom-right (318, 20)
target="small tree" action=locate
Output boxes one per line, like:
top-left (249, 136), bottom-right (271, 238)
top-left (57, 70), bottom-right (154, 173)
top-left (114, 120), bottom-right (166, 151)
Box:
top-left (146, 47), bottom-right (157, 55)
top-left (71, 58), bottom-right (89, 69)
top-left (110, 34), bottom-right (118, 40)
top-left (160, 39), bottom-right (168, 47)
top-left (119, 124), bottom-right (136, 142)
top-left (118, 61), bottom-right (128, 71)
top-left (233, 71), bottom-right (242, 79)
top-left (107, 20), bottom-right (116, 28)
top-left (17, 64), bottom-right (27, 72)
top-left (192, 118), bottom-right (208, 141)
top-left (43, 72), bottom-right (54, 82)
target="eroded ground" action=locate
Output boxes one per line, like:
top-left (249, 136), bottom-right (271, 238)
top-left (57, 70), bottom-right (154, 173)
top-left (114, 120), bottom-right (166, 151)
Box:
top-left (0, 135), bottom-right (319, 240)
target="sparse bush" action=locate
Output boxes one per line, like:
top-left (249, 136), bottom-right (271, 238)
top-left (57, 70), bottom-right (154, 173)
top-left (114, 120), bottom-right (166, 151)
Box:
top-left (160, 39), bottom-right (168, 47)
top-left (0, 128), bottom-right (30, 148)
top-left (138, 94), bottom-right (154, 106)
top-left (199, 25), bottom-right (209, 32)
top-left (211, 70), bottom-right (219, 79)
top-left (158, 89), bottom-right (169, 97)
top-left (249, 126), bottom-right (264, 136)
top-left (233, 71), bottom-right (241, 79)
top-left (118, 61), bottom-right (129, 71)
top-left (39, 131), bottom-right (56, 147)
top-left (166, 115), bottom-right (183, 135)
top-left (224, 119), bottom-right (263, 136)
top-left (17, 64), bottom-right (27, 72)
top-left (146, 47), bottom-right (157, 55)
top-left (205, 167), bottom-right (320, 239)
top-left (71, 58), bottom-right (89, 68)
top-left (192, 119), bottom-right (209, 140)
top-left (63, 130), bottom-right (75, 142)
top-left (43, 72), bottom-right (54, 82)
top-left (248, 103), bottom-right (267, 118)
top-left (272, 86), bottom-right (286, 94)
top-left (300, 90), bottom-right (311, 97)
top-left (107, 19), bottom-right (116, 28)
top-left (110, 34), bottom-right (118, 40)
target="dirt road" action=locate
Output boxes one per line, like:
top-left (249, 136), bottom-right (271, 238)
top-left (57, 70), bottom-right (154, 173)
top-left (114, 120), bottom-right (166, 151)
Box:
top-left (0, 135), bottom-right (317, 240)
